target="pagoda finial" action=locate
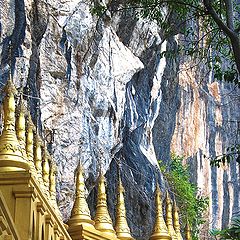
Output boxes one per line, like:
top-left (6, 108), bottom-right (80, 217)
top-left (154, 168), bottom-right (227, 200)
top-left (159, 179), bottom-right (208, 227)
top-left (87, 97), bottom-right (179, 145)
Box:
top-left (0, 79), bottom-right (29, 171)
top-left (16, 93), bottom-right (26, 148)
top-left (49, 160), bottom-right (63, 220)
top-left (68, 163), bottom-right (94, 228)
top-left (34, 133), bottom-right (44, 185)
top-left (173, 200), bottom-right (183, 240)
top-left (166, 192), bottom-right (178, 240)
top-left (49, 161), bottom-right (57, 199)
top-left (42, 145), bottom-right (50, 195)
top-left (185, 219), bottom-right (191, 240)
top-left (26, 110), bottom-right (38, 175)
top-left (94, 172), bottom-right (116, 237)
top-left (150, 184), bottom-right (171, 240)
top-left (115, 172), bottom-right (134, 240)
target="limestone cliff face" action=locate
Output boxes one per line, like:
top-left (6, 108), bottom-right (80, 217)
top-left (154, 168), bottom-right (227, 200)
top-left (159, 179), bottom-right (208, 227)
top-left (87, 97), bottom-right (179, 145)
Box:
top-left (0, 1), bottom-right (239, 239)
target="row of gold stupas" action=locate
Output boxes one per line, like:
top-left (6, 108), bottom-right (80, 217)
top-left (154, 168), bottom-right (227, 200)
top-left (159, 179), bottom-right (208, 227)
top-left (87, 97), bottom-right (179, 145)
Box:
top-left (0, 78), bottom-right (192, 240)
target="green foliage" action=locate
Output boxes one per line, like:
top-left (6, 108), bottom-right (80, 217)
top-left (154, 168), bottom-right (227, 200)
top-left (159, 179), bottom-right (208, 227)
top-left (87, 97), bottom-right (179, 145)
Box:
top-left (90, 2), bottom-right (107, 17)
top-left (122, 0), bottom-right (240, 86)
top-left (159, 154), bottom-right (209, 240)
top-left (210, 216), bottom-right (240, 239)
top-left (209, 144), bottom-right (240, 167)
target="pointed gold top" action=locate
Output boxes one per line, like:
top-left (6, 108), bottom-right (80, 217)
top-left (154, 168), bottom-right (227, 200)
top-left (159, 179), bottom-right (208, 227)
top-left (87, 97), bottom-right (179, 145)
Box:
top-left (68, 163), bottom-right (94, 228)
top-left (49, 161), bottom-right (57, 196)
top-left (26, 111), bottom-right (35, 159)
top-left (166, 192), bottom-right (178, 240)
top-left (0, 79), bottom-right (29, 171)
top-left (185, 220), bottom-right (191, 240)
top-left (94, 172), bottom-right (116, 237)
top-left (42, 145), bottom-right (50, 185)
top-left (34, 133), bottom-right (43, 172)
top-left (173, 200), bottom-right (183, 240)
top-left (150, 184), bottom-right (171, 240)
top-left (16, 95), bottom-right (27, 156)
top-left (26, 110), bottom-right (38, 176)
top-left (115, 174), bottom-right (134, 240)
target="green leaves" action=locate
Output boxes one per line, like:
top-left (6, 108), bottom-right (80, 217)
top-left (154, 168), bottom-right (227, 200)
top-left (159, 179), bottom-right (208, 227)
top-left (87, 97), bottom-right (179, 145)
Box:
top-left (210, 144), bottom-right (240, 167)
top-left (90, 2), bottom-right (107, 17)
top-left (158, 154), bottom-right (209, 240)
top-left (210, 217), bottom-right (240, 240)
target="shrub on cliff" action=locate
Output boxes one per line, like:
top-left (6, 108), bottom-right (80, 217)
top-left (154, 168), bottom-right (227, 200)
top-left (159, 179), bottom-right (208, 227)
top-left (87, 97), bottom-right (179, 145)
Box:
top-left (158, 154), bottom-right (209, 240)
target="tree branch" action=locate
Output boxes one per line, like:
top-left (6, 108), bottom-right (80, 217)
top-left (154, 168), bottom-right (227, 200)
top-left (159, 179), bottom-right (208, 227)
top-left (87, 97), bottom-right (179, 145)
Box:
top-left (203, 0), bottom-right (235, 38)
top-left (223, 0), bottom-right (234, 30)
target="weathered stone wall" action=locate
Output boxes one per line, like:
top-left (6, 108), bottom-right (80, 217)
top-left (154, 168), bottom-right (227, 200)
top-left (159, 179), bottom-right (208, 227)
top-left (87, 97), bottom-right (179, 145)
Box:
top-left (0, 1), bottom-right (239, 239)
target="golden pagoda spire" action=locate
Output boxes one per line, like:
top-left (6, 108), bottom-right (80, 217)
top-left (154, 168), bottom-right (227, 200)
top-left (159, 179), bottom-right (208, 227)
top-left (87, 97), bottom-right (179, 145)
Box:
top-left (166, 192), bottom-right (178, 240)
top-left (94, 172), bottom-right (116, 237)
top-left (26, 111), bottom-right (37, 175)
top-left (0, 79), bottom-right (29, 171)
top-left (49, 161), bottom-right (57, 199)
top-left (173, 200), bottom-right (183, 240)
top-left (185, 220), bottom-right (191, 240)
top-left (49, 160), bottom-right (63, 220)
top-left (115, 173), bottom-right (134, 240)
top-left (42, 145), bottom-right (50, 195)
top-left (150, 184), bottom-right (171, 240)
top-left (34, 133), bottom-right (44, 185)
top-left (68, 164), bottom-right (94, 228)
top-left (16, 94), bottom-right (26, 149)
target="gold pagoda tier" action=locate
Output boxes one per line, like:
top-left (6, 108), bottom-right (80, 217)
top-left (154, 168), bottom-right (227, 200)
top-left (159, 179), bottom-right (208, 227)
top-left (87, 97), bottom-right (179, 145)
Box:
top-left (94, 173), bottom-right (117, 238)
top-left (185, 220), bottom-right (191, 240)
top-left (173, 200), bottom-right (183, 240)
top-left (0, 79), bottom-right (29, 172)
top-left (68, 164), bottom-right (94, 228)
top-left (115, 175), bottom-right (134, 240)
top-left (150, 185), bottom-right (171, 240)
top-left (166, 192), bottom-right (178, 240)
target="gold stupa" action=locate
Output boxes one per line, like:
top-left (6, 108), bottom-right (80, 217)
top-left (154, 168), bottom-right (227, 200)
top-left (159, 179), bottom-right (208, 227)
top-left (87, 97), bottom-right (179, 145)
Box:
top-left (150, 184), bottom-right (171, 240)
top-left (94, 173), bottom-right (117, 238)
top-left (0, 79), bottom-right (29, 171)
top-left (68, 164), bottom-right (94, 228)
top-left (173, 200), bottom-right (183, 240)
top-left (185, 220), bottom-right (192, 240)
top-left (166, 192), bottom-right (178, 240)
top-left (26, 111), bottom-right (37, 173)
top-left (115, 174), bottom-right (134, 240)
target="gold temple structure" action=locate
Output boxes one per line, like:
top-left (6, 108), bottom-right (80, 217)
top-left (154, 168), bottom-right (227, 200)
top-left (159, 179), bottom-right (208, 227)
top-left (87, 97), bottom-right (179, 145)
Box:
top-left (0, 79), bottom-right (191, 239)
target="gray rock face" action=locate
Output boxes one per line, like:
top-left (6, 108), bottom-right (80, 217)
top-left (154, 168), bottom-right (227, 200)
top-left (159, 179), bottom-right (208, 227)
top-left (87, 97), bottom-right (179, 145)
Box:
top-left (0, 1), bottom-right (239, 239)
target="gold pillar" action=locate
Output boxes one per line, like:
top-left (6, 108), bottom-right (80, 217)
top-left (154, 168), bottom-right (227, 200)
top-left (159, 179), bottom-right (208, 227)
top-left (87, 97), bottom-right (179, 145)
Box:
top-left (150, 185), bottom-right (171, 240)
top-left (185, 220), bottom-right (191, 240)
top-left (173, 200), bottom-right (183, 240)
top-left (166, 192), bottom-right (177, 240)
top-left (0, 79), bottom-right (29, 171)
top-left (115, 175), bottom-right (134, 240)
top-left (94, 173), bottom-right (116, 238)
top-left (68, 164), bottom-right (94, 229)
